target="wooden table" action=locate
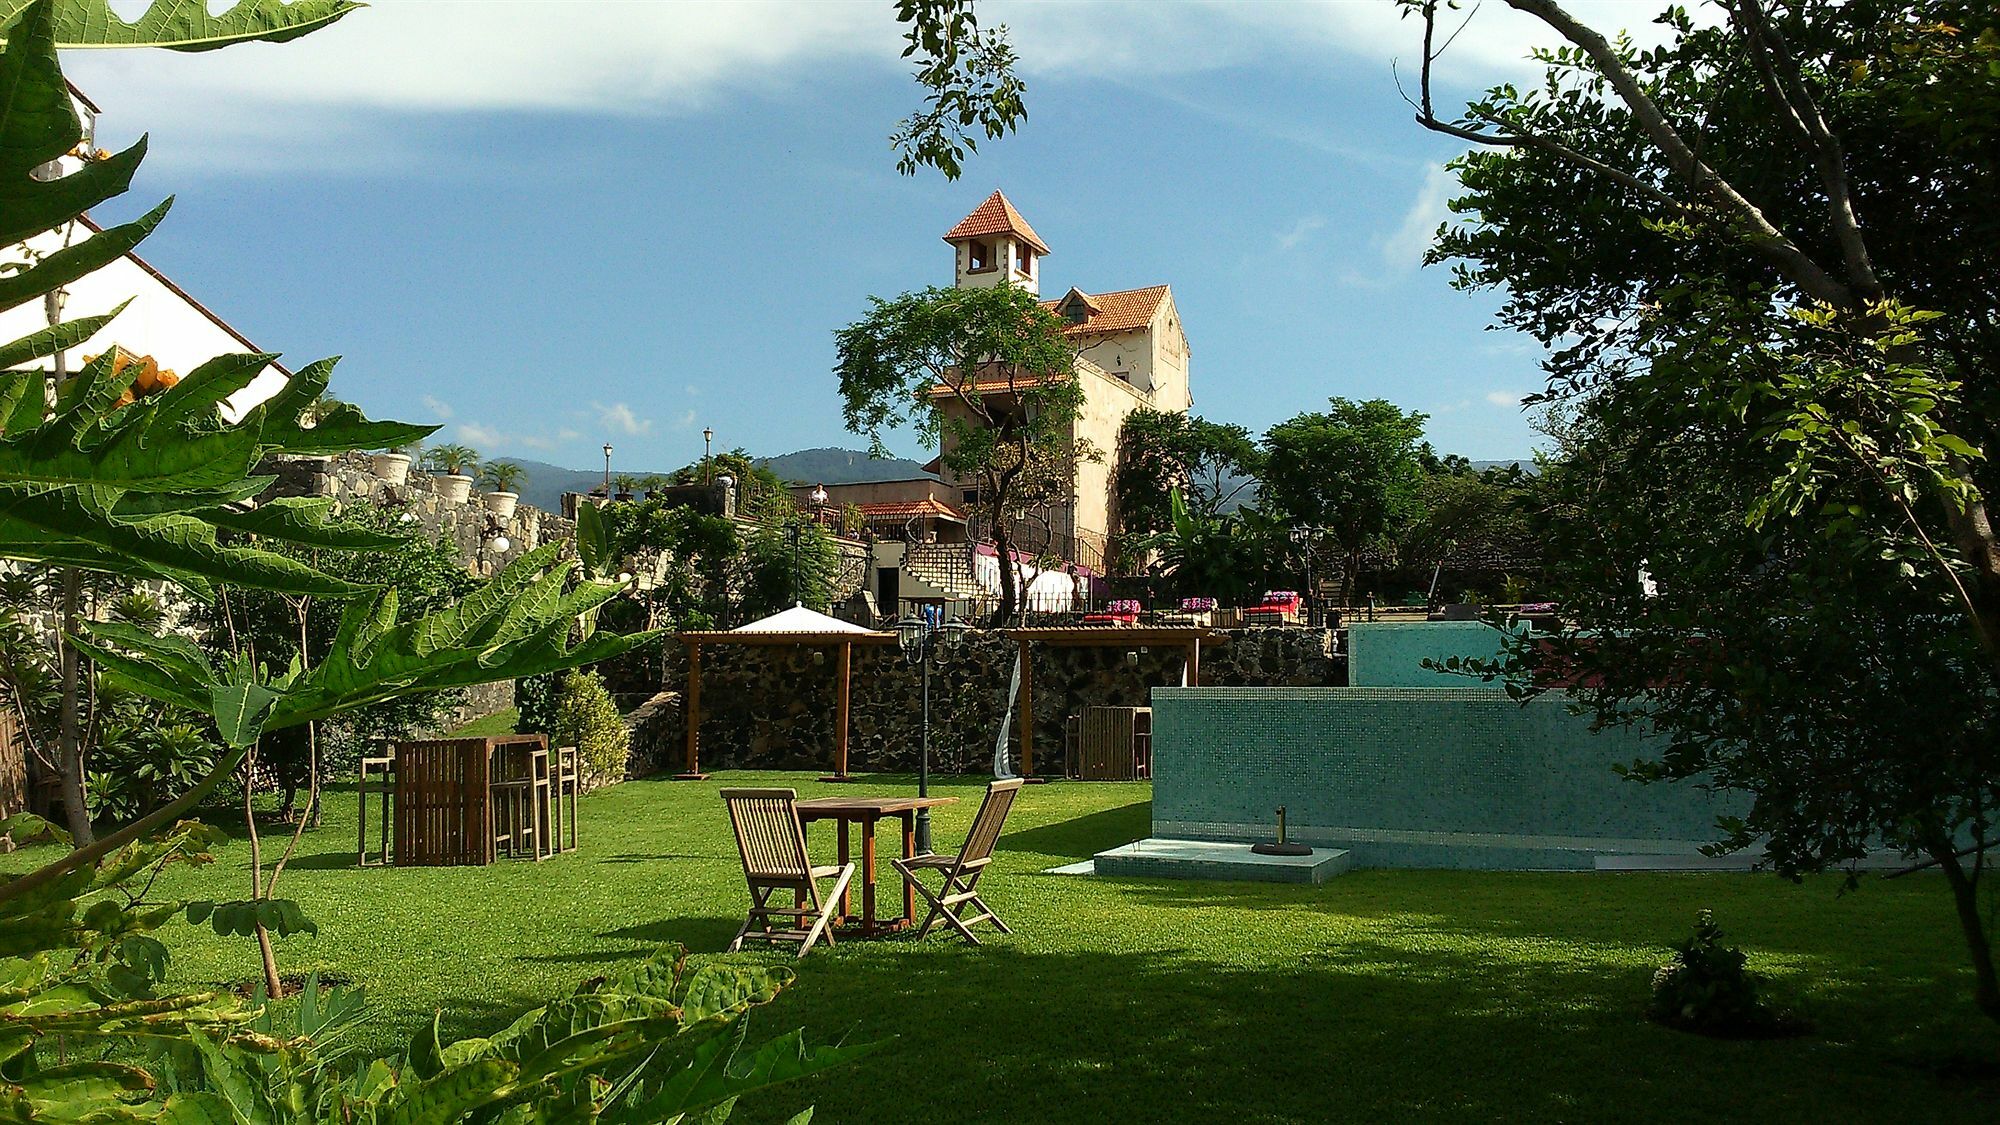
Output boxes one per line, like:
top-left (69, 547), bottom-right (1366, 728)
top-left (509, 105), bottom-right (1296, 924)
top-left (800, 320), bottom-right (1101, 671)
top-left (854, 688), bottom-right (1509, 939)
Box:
top-left (795, 795), bottom-right (959, 936)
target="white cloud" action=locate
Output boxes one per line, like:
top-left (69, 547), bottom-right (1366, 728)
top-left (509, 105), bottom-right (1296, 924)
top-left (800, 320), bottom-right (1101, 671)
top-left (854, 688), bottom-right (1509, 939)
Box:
top-left (1276, 215), bottom-right (1326, 252)
top-left (594, 401), bottom-right (653, 437)
top-left (1382, 163), bottom-right (1455, 270)
top-left (64, 0), bottom-right (1708, 171)
top-left (1486, 390), bottom-right (1522, 407)
top-left (421, 394), bottom-right (453, 420)
top-left (675, 409), bottom-right (698, 430)
top-left (457, 421), bottom-right (503, 447)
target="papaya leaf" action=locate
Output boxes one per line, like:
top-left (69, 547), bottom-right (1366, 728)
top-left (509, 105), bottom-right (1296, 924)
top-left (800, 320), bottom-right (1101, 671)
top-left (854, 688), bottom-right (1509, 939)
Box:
top-left (1, 0), bottom-right (365, 52)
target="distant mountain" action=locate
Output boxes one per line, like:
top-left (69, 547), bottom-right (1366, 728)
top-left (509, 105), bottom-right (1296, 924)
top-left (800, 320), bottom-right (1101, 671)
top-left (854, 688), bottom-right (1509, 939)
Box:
top-left (761, 447), bottom-right (933, 485)
top-left (1470, 459), bottom-right (1537, 474)
top-left (494, 449), bottom-right (934, 515)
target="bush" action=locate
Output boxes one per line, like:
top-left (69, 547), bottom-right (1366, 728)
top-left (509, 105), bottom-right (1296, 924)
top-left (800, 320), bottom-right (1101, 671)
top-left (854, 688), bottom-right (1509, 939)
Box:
top-left (515, 671), bottom-right (559, 739)
top-left (1649, 909), bottom-right (1808, 1038)
top-left (552, 668), bottom-right (629, 789)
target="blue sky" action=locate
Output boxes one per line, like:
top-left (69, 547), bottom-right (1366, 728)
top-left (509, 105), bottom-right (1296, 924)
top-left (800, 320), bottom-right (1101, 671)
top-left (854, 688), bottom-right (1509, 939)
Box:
top-left (64, 1), bottom-right (1672, 471)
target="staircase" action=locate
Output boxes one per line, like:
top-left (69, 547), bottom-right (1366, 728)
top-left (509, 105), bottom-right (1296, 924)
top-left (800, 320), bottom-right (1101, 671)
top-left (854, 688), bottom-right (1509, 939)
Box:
top-left (900, 542), bottom-right (986, 602)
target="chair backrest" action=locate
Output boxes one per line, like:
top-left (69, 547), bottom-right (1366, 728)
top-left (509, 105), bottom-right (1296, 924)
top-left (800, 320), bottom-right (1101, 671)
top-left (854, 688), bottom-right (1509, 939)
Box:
top-left (720, 788), bottom-right (812, 881)
top-left (957, 778), bottom-right (1024, 866)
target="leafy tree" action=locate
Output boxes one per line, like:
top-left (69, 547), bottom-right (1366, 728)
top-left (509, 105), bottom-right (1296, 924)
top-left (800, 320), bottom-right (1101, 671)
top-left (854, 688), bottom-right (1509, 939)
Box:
top-left (1112, 407), bottom-right (1262, 555)
top-left (672, 447), bottom-right (792, 520)
top-left (835, 284), bottom-right (1082, 624)
top-left (741, 520), bottom-right (840, 618)
top-left (1261, 398), bottom-right (1429, 606)
top-left (600, 496), bottom-right (741, 629)
top-left (552, 667), bottom-right (629, 789)
top-left (1410, 0), bottom-right (2000, 1019)
top-left (890, 0), bottom-right (1026, 178)
top-left (1397, 465), bottom-right (1541, 604)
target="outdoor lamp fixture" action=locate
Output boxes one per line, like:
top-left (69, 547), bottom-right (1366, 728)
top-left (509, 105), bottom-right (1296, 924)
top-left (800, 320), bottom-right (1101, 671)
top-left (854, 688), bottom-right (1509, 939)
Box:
top-left (602, 443), bottom-right (614, 497)
top-left (897, 609), bottom-right (970, 855)
top-left (703, 428), bottom-right (714, 483)
top-left (1290, 526), bottom-right (1319, 627)
top-left (480, 518), bottom-right (511, 555)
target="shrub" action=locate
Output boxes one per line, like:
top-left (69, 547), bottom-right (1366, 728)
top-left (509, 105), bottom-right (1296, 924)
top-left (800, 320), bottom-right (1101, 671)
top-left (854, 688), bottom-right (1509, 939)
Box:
top-left (552, 668), bottom-right (629, 789)
top-left (515, 671), bottom-right (559, 738)
top-left (1649, 909), bottom-right (1808, 1038)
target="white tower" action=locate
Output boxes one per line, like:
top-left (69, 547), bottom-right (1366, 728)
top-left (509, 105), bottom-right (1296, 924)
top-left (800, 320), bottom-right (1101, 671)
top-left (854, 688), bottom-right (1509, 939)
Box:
top-left (942, 190), bottom-right (1047, 297)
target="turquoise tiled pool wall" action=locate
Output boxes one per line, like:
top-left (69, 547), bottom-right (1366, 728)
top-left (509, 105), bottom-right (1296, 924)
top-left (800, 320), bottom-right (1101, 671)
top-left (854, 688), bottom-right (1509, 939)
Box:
top-left (1149, 687), bottom-right (1743, 870)
top-left (1345, 621), bottom-right (1522, 687)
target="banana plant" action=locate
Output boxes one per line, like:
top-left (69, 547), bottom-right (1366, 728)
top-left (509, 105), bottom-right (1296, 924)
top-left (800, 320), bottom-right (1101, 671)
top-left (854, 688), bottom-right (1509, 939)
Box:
top-left (0, 0), bottom-right (362, 51)
top-left (0, 0), bottom-right (428, 599)
top-left (75, 542), bottom-right (656, 749)
top-left (0, 815), bottom-right (872, 1124)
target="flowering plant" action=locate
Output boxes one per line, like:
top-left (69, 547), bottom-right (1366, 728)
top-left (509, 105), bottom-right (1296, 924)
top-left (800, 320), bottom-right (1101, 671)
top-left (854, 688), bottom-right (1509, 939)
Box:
top-left (1179, 597), bottom-right (1217, 611)
top-left (1260, 591), bottom-right (1300, 605)
top-left (1107, 599), bottom-right (1143, 615)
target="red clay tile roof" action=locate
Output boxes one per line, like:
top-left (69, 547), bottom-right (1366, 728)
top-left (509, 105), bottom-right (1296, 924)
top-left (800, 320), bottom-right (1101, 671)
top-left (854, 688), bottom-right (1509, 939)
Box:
top-left (858, 498), bottom-right (967, 521)
top-left (942, 191), bottom-right (1051, 255)
top-left (1043, 284), bottom-right (1170, 336)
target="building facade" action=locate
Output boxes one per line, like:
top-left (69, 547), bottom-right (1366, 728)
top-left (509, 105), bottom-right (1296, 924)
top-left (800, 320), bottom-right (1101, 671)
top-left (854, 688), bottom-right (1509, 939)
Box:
top-left (934, 191), bottom-right (1193, 574)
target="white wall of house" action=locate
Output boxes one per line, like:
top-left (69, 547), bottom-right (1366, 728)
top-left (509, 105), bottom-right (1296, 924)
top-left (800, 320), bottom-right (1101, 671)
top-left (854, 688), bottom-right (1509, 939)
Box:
top-left (0, 222), bottom-right (288, 421)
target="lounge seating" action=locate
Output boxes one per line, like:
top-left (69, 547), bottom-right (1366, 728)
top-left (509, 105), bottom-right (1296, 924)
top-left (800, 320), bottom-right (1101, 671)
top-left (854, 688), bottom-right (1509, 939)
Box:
top-left (892, 779), bottom-right (1024, 944)
top-left (720, 788), bottom-right (856, 958)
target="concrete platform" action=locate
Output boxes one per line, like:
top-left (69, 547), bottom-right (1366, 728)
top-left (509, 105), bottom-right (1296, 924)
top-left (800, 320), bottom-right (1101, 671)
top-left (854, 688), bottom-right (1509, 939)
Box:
top-left (1092, 838), bottom-right (1352, 884)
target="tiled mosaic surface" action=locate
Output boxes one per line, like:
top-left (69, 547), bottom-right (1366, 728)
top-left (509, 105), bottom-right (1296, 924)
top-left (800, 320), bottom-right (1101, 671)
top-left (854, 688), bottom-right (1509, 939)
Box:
top-left (1149, 686), bottom-right (1744, 870)
top-left (1345, 621), bottom-right (1521, 688)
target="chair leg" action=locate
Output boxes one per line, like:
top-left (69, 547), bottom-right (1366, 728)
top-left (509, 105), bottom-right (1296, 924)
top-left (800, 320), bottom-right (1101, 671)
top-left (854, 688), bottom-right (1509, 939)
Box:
top-left (797, 865), bottom-right (855, 958)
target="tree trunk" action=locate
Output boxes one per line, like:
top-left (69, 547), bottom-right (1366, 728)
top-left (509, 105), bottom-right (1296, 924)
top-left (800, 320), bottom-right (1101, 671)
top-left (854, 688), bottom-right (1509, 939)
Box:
top-left (242, 743), bottom-right (285, 999)
top-left (1929, 837), bottom-right (2000, 1023)
top-left (56, 569), bottom-right (91, 844)
top-left (992, 519), bottom-right (1020, 627)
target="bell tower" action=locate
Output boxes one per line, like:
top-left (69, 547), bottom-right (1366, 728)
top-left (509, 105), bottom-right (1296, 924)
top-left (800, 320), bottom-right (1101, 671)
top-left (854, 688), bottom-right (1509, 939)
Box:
top-left (942, 190), bottom-right (1047, 296)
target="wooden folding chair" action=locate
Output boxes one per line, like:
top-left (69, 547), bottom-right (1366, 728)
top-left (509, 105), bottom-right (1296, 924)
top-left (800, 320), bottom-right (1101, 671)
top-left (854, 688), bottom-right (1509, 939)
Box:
top-left (720, 788), bottom-right (855, 959)
top-left (892, 778), bottom-right (1024, 945)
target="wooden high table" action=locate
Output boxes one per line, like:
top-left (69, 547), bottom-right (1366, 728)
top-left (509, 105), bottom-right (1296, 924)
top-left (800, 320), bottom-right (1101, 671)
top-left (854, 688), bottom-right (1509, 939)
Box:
top-left (795, 795), bottom-right (958, 936)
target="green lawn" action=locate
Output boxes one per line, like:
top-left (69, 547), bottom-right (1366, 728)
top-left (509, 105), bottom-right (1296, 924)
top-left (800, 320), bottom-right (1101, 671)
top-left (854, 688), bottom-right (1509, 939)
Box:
top-left (444, 708), bottom-right (520, 738)
top-left (11, 774), bottom-right (1997, 1122)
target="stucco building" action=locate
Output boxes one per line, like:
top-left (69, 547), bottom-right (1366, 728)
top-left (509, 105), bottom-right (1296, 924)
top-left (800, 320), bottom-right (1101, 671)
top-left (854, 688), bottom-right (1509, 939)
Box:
top-left (933, 191), bottom-right (1193, 574)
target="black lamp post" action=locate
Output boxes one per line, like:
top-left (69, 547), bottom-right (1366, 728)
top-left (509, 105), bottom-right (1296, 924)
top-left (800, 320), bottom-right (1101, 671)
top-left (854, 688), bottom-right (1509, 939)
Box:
top-left (601, 442), bottom-right (613, 498)
top-left (1290, 525), bottom-right (1317, 627)
top-left (897, 609), bottom-right (968, 855)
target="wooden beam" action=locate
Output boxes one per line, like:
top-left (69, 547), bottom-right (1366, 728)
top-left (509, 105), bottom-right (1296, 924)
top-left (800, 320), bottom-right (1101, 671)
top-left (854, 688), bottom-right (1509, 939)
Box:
top-left (1187, 638), bottom-right (1201, 687)
top-left (830, 641), bottom-right (852, 780)
top-left (677, 640), bottom-right (707, 780)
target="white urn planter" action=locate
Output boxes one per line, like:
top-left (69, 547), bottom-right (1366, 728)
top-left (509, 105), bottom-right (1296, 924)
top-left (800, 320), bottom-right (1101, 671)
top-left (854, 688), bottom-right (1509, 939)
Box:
top-left (371, 452), bottom-right (412, 485)
top-left (434, 472), bottom-right (474, 503)
top-left (482, 491), bottom-right (519, 519)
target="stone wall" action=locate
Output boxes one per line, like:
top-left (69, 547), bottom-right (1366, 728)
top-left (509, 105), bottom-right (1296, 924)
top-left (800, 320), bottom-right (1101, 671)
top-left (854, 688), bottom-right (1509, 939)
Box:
top-left (264, 453), bottom-right (574, 575)
top-left (638, 627), bottom-right (1345, 775)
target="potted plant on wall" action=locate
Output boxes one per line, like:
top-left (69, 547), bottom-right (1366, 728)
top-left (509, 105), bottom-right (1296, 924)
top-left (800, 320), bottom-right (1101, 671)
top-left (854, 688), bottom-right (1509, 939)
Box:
top-left (372, 439), bottom-right (418, 486)
top-left (613, 473), bottom-right (639, 503)
top-left (481, 460), bottom-right (527, 519)
top-left (424, 443), bottom-right (479, 503)
top-left (640, 473), bottom-right (670, 499)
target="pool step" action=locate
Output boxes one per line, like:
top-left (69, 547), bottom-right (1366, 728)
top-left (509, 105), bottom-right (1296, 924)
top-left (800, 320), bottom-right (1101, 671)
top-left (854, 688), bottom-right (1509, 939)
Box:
top-left (1091, 838), bottom-right (1353, 884)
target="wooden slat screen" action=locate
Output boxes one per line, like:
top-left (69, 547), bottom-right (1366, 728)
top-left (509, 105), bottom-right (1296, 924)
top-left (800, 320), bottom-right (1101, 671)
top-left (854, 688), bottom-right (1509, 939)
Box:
top-left (1078, 706), bottom-right (1140, 781)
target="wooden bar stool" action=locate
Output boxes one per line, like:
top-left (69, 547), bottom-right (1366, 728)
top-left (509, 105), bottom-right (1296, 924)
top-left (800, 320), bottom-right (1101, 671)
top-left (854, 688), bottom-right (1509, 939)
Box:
top-left (550, 745), bottom-right (581, 853)
top-left (488, 744), bottom-right (541, 860)
top-left (357, 742), bottom-right (395, 867)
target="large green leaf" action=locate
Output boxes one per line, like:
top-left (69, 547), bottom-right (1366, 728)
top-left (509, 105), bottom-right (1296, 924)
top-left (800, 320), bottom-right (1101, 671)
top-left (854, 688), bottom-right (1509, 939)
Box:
top-left (0, 0), bottom-right (364, 51)
top-left (208, 678), bottom-right (279, 748)
top-left (0, 299), bottom-right (128, 372)
top-left (0, 197), bottom-right (170, 317)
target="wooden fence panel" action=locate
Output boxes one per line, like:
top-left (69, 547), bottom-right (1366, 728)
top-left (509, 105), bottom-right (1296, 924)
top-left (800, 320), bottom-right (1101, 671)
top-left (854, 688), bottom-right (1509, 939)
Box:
top-left (388, 734), bottom-right (547, 866)
top-left (1078, 706), bottom-right (1140, 781)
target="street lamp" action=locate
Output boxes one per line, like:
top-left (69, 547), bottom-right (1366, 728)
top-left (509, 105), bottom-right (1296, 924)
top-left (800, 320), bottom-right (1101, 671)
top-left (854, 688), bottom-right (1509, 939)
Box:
top-left (1289, 526), bottom-right (1318, 627)
top-left (702, 428), bottom-right (713, 484)
top-left (601, 443), bottom-right (614, 498)
top-left (896, 608), bottom-right (969, 855)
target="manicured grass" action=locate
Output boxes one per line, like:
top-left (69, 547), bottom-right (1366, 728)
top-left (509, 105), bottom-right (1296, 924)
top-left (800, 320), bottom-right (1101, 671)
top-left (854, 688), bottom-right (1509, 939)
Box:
top-left (10, 775), bottom-right (1996, 1122)
top-left (444, 708), bottom-right (519, 738)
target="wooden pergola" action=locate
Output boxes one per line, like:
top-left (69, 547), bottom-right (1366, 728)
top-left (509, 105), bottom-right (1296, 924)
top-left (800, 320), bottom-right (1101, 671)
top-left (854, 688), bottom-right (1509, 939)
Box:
top-left (677, 608), bottom-right (898, 781)
top-left (1002, 626), bottom-right (1223, 778)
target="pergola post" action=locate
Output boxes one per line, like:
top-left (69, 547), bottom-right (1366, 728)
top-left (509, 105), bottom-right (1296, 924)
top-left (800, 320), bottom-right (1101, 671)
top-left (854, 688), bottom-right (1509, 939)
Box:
top-left (675, 640), bottom-right (708, 780)
top-left (821, 640), bottom-right (854, 782)
top-left (1187, 637), bottom-right (1201, 687)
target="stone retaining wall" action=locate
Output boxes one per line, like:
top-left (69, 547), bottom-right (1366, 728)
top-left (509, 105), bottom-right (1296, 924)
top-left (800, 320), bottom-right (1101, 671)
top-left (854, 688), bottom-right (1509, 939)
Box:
top-left (629, 626), bottom-right (1343, 774)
